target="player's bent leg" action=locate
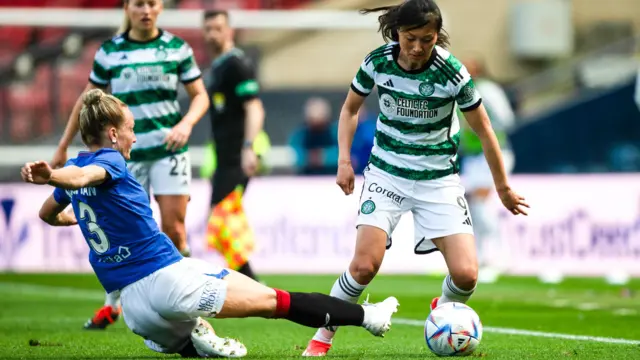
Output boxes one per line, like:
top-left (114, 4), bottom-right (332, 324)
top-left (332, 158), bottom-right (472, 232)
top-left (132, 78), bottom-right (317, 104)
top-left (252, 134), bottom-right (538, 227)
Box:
top-left (305, 225), bottom-right (388, 356)
top-left (432, 234), bottom-right (478, 308)
top-left (218, 270), bottom-right (398, 336)
top-left (156, 194), bottom-right (190, 256)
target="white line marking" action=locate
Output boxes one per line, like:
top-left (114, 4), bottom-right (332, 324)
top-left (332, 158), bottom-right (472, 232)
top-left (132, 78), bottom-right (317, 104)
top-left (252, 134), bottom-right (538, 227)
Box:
top-left (2, 283), bottom-right (640, 346)
top-left (0, 283), bottom-right (106, 301)
top-left (613, 308), bottom-right (638, 316)
top-left (394, 318), bottom-right (640, 345)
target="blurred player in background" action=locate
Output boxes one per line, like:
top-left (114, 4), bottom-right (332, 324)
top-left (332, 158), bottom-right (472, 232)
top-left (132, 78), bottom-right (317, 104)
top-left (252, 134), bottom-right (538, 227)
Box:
top-left (459, 58), bottom-right (516, 283)
top-left (202, 10), bottom-right (265, 282)
top-left (25, 88), bottom-right (399, 358)
top-left (51, 0), bottom-right (209, 329)
top-left (635, 63), bottom-right (640, 110)
top-left (302, 0), bottom-right (528, 356)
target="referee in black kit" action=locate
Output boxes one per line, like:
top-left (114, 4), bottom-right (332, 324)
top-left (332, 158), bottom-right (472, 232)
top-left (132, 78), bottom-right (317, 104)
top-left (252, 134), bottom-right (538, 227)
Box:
top-left (202, 10), bottom-right (265, 281)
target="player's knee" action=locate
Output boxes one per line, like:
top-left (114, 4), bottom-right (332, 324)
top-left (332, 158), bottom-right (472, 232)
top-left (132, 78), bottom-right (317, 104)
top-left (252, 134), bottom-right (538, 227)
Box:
top-left (348, 259), bottom-right (379, 285)
top-left (450, 266), bottom-right (478, 291)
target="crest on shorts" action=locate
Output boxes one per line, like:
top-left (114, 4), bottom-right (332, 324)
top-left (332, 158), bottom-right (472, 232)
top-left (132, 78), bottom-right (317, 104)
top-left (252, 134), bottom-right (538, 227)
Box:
top-left (419, 82), bottom-right (435, 96)
top-left (360, 199), bottom-right (376, 214)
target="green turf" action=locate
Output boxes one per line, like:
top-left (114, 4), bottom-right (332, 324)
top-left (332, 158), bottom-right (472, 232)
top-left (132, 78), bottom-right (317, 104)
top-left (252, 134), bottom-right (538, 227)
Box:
top-left (0, 273), bottom-right (639, 359)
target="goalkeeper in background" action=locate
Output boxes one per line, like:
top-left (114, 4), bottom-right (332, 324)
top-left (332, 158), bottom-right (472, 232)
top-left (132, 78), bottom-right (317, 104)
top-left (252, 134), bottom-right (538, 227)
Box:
top-left (459, 58), bottom-right (516, 283)
top-left (202, 10), bottom-right (266, 281)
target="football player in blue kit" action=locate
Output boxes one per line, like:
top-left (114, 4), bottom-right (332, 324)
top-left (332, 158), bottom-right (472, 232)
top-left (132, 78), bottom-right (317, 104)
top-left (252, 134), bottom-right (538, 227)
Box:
top-left (21, 89), bottom-right (399, 358)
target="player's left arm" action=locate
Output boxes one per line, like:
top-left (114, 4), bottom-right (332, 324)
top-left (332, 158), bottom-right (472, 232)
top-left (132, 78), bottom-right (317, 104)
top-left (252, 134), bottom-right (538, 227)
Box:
top-left (181, 78), bottom-right (209, 128)
top-left (166, 43), bottom-right (209, 151)
top-left (456, 75), bottom-right (510, 192)
top-left (39, 194), bottom-right (77, 226)
top-left (462, 105), bottom-right (510, 190)
top-left (178, 43), bottom-right (209, 128)
top-left (48, 165), bottom-right (110, 190)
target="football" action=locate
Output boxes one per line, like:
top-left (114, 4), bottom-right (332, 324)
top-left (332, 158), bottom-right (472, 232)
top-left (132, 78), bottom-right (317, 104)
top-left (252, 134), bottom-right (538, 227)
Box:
top-left (424, 302), bottom-right (483, 356)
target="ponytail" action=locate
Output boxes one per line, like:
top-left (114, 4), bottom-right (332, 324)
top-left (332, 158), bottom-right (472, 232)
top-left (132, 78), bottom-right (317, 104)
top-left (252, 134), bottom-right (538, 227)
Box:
top-left (117, 14), bottom-right (131, 35)
top-left (116, 0), bottom-right (131, 35)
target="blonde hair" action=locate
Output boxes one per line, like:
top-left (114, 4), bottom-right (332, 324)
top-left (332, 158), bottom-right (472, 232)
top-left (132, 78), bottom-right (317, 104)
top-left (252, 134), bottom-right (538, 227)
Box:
top-left (117, 0), bottom-right (131, 34)
top-left (79, 89), bottom-right (126, 146)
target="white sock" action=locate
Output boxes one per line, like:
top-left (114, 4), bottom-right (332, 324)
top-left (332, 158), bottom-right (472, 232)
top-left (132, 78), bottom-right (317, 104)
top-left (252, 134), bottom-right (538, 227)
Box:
top-left (104, 290), bottom-right (121, 308)
top-left (311, 271), bottom-right (367, 344)
top-left (438, 275), bottom-right (475, 305)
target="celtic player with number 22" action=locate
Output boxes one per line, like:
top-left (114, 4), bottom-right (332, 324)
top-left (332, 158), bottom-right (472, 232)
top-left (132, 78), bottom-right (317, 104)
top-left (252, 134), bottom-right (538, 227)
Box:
top-left (51, 0), bottom-right (209, 329)
top-left (302, 0), bottom-right (529, 356)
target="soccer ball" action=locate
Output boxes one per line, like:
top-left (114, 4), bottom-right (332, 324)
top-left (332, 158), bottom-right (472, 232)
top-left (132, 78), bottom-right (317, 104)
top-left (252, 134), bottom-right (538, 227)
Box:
top-left (424, 302), bottom-right (483, 356)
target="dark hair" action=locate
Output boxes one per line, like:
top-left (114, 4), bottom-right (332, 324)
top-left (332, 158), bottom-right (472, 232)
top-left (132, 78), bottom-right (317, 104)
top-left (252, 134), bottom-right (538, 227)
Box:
top-left (204, 10), bottom-right (229, 21)
top-left (361, 0), bottom-right (449, 48)
top-left (79, 89), bottom-right (126, 146)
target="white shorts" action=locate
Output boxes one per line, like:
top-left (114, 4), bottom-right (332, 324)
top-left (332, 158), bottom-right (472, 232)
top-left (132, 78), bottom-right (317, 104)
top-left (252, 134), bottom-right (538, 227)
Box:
top-left (127, 152), bottom-right (191, 196)
top-left (120, 258), bottom-right (228, 354)
top-left (356, 164), bottom-right (474, 254)
top-left (461, 150), bottom-right (515, 192)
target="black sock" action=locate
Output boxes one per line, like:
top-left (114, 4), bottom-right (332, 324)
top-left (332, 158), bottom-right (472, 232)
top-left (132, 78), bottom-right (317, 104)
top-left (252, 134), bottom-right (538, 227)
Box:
top-left (277, 291), bottom-right (364, 328)
top-left (237, 262), bottom-right (258, 281)
top-left (178, 339), bottom-right (199, 358)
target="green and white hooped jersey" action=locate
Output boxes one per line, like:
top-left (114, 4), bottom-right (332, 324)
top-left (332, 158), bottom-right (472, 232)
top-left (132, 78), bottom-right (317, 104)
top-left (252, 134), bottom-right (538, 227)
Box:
top-left (351, 43), bottom-right (482, 181)
top-left (89, 30), bottom-right (202, 162)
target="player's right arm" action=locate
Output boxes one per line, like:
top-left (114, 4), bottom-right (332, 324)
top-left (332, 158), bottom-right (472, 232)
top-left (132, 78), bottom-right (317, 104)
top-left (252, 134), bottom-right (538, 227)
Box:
top-left (52, 45), bottom-right (111, 168)
top-left (336, 57), bottom-right (374, 195)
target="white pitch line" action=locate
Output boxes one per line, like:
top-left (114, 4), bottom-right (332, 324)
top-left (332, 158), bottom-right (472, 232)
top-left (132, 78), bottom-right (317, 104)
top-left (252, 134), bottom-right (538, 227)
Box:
top-left (2, 283), bottom-right (640, 346)
top-left (394, 318), bottom-right (640, 345)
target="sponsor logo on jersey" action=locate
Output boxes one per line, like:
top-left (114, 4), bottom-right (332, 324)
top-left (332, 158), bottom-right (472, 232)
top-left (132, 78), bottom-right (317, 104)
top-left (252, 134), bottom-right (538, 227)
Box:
top-left (380, 93), bottom-right (439, 119)
top-left (121, 65), bottom-right (171, 83)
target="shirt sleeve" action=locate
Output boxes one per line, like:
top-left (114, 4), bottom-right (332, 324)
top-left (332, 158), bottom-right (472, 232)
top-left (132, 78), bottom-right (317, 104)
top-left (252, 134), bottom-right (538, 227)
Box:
top-left (453, 66), bottom-right (482, 112)
top-left (177, 42), bottom-right (203, 84)
top-left (52, 187), bottom-right (71, 206)
top-left (350, 57), bottom-right (376, 97)
top-left (91, 150), bottom-right (127, 183)
top-left (229, 57), bottom-right (260, 101)
top-left (89, 46), bottom-right (111, 87)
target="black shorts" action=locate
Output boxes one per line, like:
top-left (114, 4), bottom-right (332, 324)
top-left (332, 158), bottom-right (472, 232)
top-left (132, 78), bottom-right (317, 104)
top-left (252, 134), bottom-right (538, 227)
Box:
top-left (211, 167), bottom-right (250, 206)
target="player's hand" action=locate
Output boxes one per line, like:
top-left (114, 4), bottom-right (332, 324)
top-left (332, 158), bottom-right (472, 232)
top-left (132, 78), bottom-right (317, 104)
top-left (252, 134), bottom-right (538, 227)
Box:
top-left (241, 148), bottom-right (258, 177)
top-left (497, 186), bottom-right (529, 215)
top-left (165, 121), bottom-right (193, 152)
top-left (21, 161), bottom-right (53, 185)
top-left (51, 148), bottom-right (67, 169)
top-left (336, 160), bottom-right (355, 195)
top-left (63, 207), bottom-right (78, 226)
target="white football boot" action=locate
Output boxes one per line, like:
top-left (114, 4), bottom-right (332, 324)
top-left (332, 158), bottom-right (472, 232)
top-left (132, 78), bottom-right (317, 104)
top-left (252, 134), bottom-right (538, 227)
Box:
top-left (190, 319), bottom-right (247, 358)
top-left (361, 295), bottom-right (400, 337)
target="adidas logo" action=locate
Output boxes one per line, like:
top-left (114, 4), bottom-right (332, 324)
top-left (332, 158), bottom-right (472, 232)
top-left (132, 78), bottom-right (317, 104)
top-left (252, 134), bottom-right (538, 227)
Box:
top-left (462, 217), bottom-right (472, 226)
top-left (382, 79), bottom-right (394, 88)
top-left (120, 54), bottom-right (128, 60)
top-left (457, 337), bottom-right (466, 347)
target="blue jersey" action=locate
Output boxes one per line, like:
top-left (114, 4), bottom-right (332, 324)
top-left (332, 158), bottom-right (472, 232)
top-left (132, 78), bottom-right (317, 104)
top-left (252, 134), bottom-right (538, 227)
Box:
top-left (52, 149), bottom-right (182, 293)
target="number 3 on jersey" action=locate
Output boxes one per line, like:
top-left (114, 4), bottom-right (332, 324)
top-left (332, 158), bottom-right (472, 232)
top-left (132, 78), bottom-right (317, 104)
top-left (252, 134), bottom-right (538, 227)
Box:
top-left (78, 201), bottom-right (110, 254)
